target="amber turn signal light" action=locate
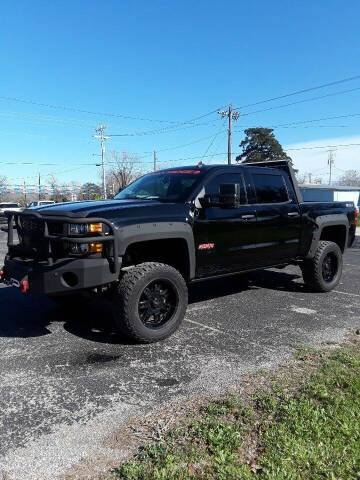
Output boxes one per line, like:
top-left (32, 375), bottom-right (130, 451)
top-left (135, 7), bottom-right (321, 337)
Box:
top-left (89, 243), bottom-right (103, 253)
top-left (89, 223), bottom-right (103, 233)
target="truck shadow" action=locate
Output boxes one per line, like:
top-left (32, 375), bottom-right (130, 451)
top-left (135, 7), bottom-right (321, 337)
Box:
top-left (0, 287), bottom-right (53, 338)
top-left (0, 268), bottom-right (304, 342)
top-left (63, 269), bottom-right (304, 344)
top-left (189, 269), bottom-right (304, 304)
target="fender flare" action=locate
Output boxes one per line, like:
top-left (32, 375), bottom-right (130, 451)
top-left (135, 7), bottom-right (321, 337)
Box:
top-left (306, 214), bottom-right (349, 258)
top-left (115, 221), bottom-right (196, 279)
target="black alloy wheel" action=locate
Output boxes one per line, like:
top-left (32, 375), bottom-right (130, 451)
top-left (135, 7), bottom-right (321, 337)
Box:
top-left (301, 240), bottom-right (343, 293)
top-left (321, 252), bottom-right (338, 283)
top-left (112, 262), bottom-right (188, 343)
top-left (138, 279), bottom-right (178, 329)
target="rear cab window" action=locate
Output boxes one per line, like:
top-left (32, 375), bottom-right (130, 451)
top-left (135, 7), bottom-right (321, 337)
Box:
top-left (251, 173), bottom-right (289, 204)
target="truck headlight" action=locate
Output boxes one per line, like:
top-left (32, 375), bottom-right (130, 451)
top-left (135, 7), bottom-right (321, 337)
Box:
top-left (69, 223), bottom-right (103, 235)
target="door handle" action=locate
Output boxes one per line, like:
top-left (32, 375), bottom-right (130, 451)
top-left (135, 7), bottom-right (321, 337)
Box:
top-left (241, 214), bottom-right (255, 220)
top-left (287, 212), bottom-right (299, 217)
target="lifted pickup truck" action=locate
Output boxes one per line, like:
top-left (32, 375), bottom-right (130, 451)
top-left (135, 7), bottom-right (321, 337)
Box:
top-left (1, 161), bottom-right (357, 342)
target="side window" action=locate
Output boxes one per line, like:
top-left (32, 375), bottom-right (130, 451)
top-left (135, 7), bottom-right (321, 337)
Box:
top-left (205, 173), bottom-right (247, 204)
top-left (252, 173), bottom-right (289, 204)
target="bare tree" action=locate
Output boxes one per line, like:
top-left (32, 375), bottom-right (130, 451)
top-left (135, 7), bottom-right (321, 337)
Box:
top-left (47, 174), bottom-right (67, 202)
top-left (68, 181), bottom-right (81, 201)
top-left (296, 172), bottom-right (307, 184)
top-left (105, 150), bottom-right (143, 197)
top-left (338, 170), bottom-right (360, 187)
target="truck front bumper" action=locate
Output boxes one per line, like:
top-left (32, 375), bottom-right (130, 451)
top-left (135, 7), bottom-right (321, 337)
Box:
top-left (1, 210), bottom-right (122, 295)
top-left (1, 256), bottom-right (121, 295)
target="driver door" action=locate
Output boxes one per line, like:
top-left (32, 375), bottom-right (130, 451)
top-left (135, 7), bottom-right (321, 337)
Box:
top-left (193, 171), bottom-right (258, 278)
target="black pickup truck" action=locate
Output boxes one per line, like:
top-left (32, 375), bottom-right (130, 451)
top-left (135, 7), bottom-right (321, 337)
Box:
top-left (1, 160), bottom-right (357, 342)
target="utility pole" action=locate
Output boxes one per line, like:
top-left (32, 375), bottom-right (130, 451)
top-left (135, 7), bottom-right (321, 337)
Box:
top-left (153, 150), bottom-right (157, 171)
top-left (218, 104), bottom-right (240, 164)
top-left (23, 180), bottom-right (27, 205)
top-left (327, 150), bottom-right (336, 185)
top-left (93, 125), bottom-right (110, 199)
top-left (38, 173), bottom-right (41, 201)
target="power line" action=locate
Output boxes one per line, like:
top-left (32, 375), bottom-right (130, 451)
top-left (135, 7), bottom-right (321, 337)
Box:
top-left (273, 112), bottom-right (360, 126)
top-left (208, 131), bottom-right (228, 162)
top-left (233, 112), bottom-right (360, 132)
top-left (237, 87), bottom-right (360, 117)
top-left (107, 119), bottom-right (220, 137)
top-left (134, 131), bottom-right (230, 154)
top-left (201, 127), bottom-right (226, 160)
top-left (285, 142), bottom-right (360, 151)
top-left (0, 96), bottom-right (179, 124)
top-left (0, 110), bottom-right (95, 128)
top-left (0, 95), bottom-right (226, 128)
top-left (3, 141), bottom-right (360, 169)
top-left (234, 124), bottom-right (355, 132)
top-left (0, 161), bottom-right (98, 166)
top-left (235, 74), bottom-right (360, 109)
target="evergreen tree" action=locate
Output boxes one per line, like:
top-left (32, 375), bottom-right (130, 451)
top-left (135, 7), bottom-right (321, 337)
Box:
top-left (236, 127), bottom-right (291, 164)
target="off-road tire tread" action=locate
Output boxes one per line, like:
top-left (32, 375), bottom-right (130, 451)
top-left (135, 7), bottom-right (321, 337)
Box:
top-left (116, 262), bottom-right (187, 343)
top-left (301, 240), bottom-right (342, 292)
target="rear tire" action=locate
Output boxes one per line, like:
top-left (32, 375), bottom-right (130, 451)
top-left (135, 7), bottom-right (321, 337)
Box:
top-left (112, 262), bottom-right (188, 343)
top-left (301, 240), bottom-right (342, 292)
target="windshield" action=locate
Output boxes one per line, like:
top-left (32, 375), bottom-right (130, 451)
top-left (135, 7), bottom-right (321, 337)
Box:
top-left (114, 169), bottom-right (204, 202)
top-left (0, 203), bottom-right (18, 208)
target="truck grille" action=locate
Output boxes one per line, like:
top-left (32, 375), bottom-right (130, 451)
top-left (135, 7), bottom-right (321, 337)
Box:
top-left (20, 217), bottom-right (43, 233)
top-left (18, 218), bottom-right (63, 256)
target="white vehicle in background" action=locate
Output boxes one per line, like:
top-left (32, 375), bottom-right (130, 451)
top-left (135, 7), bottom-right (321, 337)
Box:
top-left (0, 202), bottom-right (22, 223)
top-left (28, 200), bottom-right (56, 208)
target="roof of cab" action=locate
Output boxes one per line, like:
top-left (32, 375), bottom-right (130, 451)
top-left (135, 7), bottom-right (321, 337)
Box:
top-left (156, 163), bottom-right (282, 173)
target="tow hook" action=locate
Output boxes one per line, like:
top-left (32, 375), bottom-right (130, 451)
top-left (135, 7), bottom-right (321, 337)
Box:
top-left (20, 280), bottom-right (29, 294)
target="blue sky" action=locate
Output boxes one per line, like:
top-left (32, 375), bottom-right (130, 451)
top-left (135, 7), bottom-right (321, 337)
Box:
top-left (1, 0), bottom-right (360, 188)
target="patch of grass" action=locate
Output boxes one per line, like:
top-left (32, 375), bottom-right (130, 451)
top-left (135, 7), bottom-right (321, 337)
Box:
top-left (110, 341), bottom-right (360, 480)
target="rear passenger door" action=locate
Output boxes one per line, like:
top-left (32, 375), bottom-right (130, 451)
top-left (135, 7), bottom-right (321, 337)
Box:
top-left (245, 169), bottom-right (301, 265)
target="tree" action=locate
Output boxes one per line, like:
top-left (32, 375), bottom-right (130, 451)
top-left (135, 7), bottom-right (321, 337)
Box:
top-left (296, 172), bottom-right (307, 185)
top-left (338, 170), bottom-right (360, 187)
top-left (78, 182), bottom-right (102, 200)
top-left (47, 174), bottom-right (65, 203)
top-left (236, 127), bottom-right (292, 164)
top-left (105, 150), bottom-right (142, 196)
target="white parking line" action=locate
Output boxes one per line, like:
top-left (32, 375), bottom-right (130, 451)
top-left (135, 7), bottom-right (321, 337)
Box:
top-left (344, 264), bottom-right (359, 268)
top-left (333, 290), bottom-right (360, 297)
top-left (185, 318), bottom-right (224, 334)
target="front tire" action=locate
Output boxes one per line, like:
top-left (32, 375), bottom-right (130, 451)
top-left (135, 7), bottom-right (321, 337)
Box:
top-left (301, 240), bottom-right (343, 292)
top-left (112, 262), bottom-right (188, 343)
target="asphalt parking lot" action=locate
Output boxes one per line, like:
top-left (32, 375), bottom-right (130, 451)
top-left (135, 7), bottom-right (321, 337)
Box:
top-left (0, 230), bottom-right (359, 479)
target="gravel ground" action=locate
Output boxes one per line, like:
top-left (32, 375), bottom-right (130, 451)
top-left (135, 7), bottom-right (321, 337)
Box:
top-left (0, 230), bottom-right (359, 479)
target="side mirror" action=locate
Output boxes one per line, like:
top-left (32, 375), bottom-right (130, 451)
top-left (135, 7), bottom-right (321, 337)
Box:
top-left (219, 183), bottom-right (240, 208)
top-left (199, 194), bottom-right (212, 208)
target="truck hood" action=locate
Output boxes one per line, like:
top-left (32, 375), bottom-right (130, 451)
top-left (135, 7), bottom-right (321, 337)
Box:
top-left (26, 199), bottom-right (191, 226)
